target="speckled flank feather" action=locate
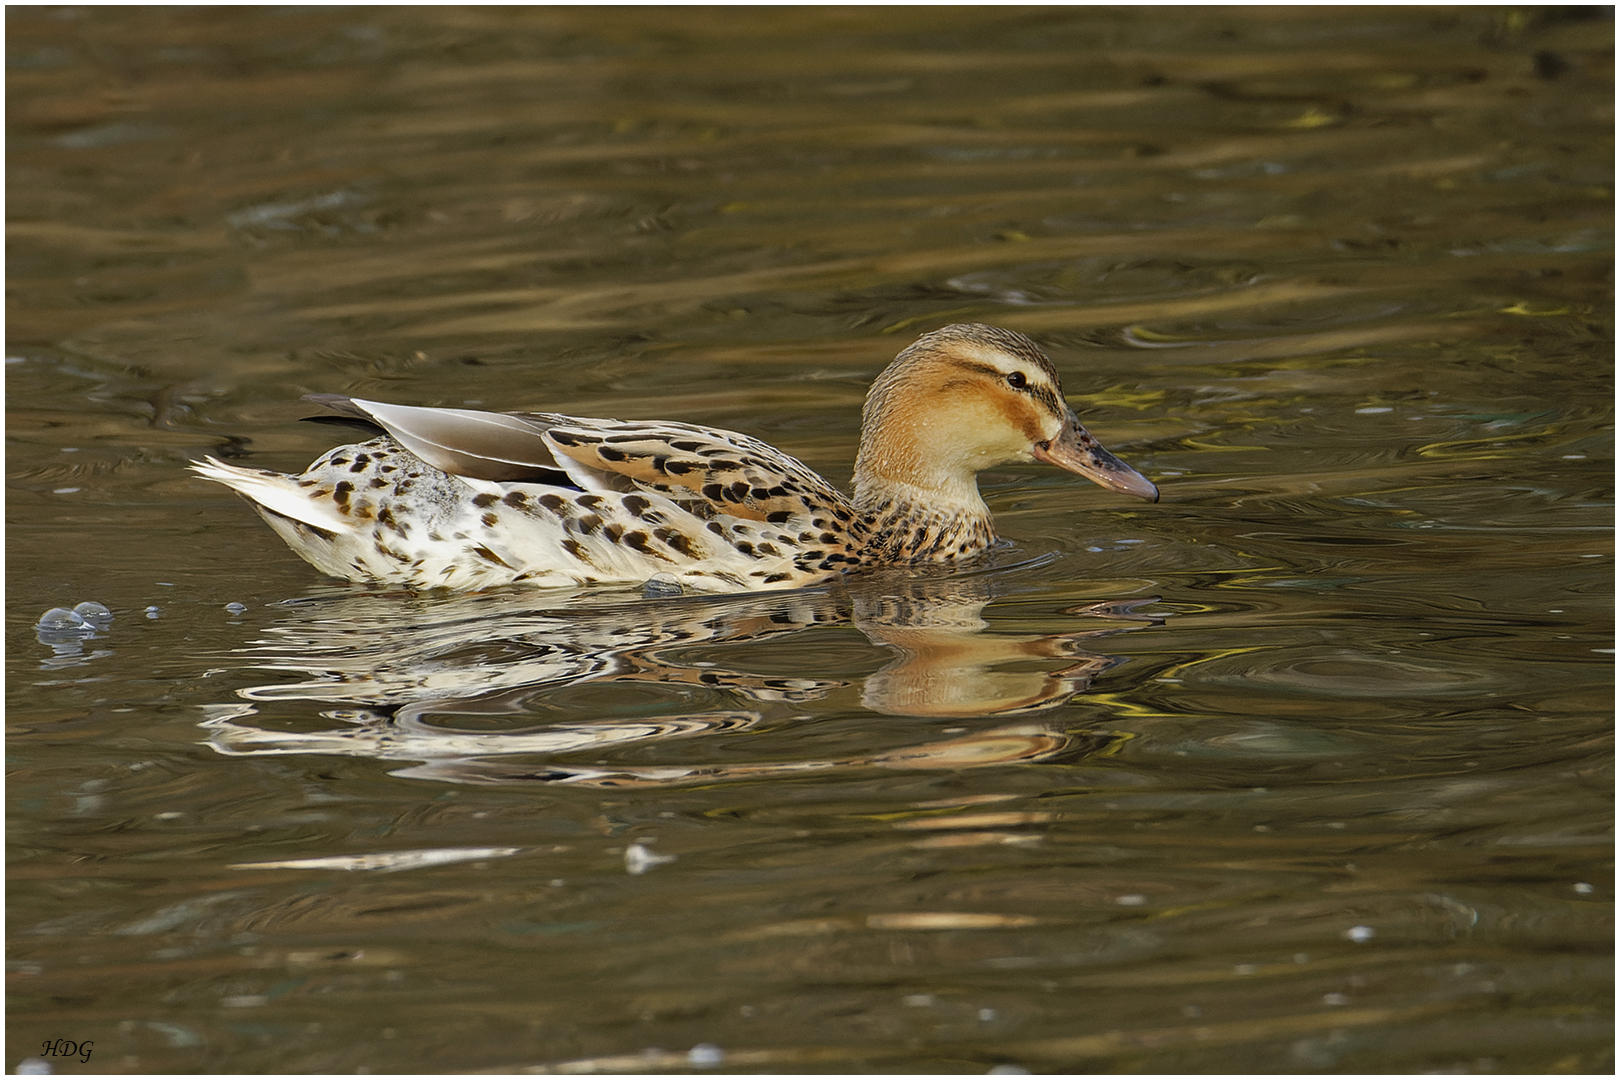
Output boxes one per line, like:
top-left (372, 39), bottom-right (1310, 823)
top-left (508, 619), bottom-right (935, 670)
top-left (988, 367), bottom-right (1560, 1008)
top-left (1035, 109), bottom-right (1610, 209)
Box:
top-left (192, 324), bottom-right (1158, 593)
top-left (196, 431), bottom-right (859, 592)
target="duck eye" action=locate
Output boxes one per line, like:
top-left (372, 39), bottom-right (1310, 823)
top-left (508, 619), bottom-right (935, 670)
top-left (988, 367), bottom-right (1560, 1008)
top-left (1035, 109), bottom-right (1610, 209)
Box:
top-left (1006, 371), bottom-right (1028, 389)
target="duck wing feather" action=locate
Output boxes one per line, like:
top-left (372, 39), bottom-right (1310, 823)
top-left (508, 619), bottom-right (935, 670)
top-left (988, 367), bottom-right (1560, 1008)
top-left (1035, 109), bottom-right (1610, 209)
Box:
top-left (309, 396), bottom-right (577, 485)
top-left (542, 420), bottom-right (856, 527)
top-left (309, 396), bottom-right (856, 531)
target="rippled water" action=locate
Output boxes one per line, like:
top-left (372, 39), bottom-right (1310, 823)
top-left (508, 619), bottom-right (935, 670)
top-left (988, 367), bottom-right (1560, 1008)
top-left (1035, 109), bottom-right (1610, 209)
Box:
top-left (7, 7), bottom-right (1613, 1074)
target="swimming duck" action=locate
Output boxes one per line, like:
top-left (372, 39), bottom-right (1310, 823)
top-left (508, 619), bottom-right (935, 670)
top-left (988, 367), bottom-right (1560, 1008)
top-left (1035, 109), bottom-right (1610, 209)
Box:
top-left (192, 323), bottom-right (1158, 593)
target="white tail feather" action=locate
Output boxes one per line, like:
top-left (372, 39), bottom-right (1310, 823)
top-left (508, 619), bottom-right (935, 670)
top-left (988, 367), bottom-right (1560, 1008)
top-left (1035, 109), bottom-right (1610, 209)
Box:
top-left (190, 457), bottom-right (354, 534)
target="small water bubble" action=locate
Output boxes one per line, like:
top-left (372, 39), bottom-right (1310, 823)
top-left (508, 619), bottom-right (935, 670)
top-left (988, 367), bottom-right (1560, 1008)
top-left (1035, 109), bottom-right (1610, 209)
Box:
top-left (1344, 925), bottom-right (1375, 943)
top-left (224, 602), bottom-right (247, 615)
top-left (624, 843), bottom-right (675, 875)
top-left (37, 607), bottom-right (87, 631)
top-left (145, 605), bottom-right (161, 619)
top-left (1354, 406), bottom-right (1393, 415)
top-left (1322, 992), bottom-right (1349, 1006)
top-left (1573, 882), bottom-right (1594, 894)
top-left (687, 1044), bottom-right (724, 1068)
top-left (978, 1008), bottom-right (998, 1022)
top-left (642, 574), bottom-right (684, 598)
top-left (1114, 894), bottom-right (1146, 906)
top-left (36, 602), bottom-right (111, 654)
top-left (74, 601), bottom-right (111, 622)
top-left (52, 487), bottom-right (81, 494)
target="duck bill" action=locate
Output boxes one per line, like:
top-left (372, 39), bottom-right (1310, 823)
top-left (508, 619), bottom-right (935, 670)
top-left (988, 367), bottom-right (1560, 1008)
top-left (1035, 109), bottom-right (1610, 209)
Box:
top-left (1032, 415), bottom-right (1159, 502)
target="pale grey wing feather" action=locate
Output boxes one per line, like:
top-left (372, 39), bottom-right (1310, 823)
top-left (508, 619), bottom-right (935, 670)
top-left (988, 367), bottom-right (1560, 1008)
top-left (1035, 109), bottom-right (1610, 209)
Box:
top-left (345, 398), bottom-right (592, 484)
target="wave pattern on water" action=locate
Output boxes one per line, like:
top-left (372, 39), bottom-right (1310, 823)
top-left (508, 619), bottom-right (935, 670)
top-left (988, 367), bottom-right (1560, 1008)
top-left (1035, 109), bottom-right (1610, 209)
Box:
top-left (6, 6), bottom-right (1611, 1076)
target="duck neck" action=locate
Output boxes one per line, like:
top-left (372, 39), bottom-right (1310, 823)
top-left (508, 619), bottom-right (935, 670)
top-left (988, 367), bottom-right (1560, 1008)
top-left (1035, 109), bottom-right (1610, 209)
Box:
top-left (854, 470), bottom-right (987, 520)
top-left (851, 366), bottom-right (1000, 560)
top-left (853, 387), bottom-right (987, 510)
top-left (852, 465), bottom-right (996, 564)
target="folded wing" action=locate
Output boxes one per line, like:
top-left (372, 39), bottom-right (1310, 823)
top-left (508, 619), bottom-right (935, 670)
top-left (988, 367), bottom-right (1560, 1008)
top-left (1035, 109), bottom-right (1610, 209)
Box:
top-left (319, 396), bottom-right (856, 529)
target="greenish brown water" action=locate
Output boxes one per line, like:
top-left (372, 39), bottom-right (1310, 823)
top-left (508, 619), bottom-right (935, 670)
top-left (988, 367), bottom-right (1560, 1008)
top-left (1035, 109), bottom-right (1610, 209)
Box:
top-left (7, 7), bottom-right (1612, 1074)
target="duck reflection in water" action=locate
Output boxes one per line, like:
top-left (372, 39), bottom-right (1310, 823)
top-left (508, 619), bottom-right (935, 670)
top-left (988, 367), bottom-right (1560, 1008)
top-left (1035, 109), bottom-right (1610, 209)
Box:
top-left (203, 560), bottom-right (1161, 787)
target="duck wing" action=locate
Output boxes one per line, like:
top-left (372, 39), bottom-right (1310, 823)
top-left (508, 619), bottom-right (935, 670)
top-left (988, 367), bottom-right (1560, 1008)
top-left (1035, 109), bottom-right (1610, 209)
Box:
top-left (542, 419), bottom-right (854, 527)
top-left (308, 396), bottom-right (578, 485)
top-left (310, 396), bottom-right (856, 529)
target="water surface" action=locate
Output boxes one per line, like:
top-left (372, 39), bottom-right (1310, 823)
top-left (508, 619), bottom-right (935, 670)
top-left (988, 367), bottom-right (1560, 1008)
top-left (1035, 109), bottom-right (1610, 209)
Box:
top-left (7, 7), bottom-right (1612, 1074)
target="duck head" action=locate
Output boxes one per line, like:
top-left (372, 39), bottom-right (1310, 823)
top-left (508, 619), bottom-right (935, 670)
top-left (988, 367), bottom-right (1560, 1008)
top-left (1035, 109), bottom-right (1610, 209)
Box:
top-left (853, 323), bottom-right (1159, 510)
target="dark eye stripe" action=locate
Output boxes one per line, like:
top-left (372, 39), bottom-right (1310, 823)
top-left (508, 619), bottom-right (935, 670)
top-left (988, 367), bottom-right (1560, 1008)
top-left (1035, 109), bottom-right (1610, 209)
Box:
top-left (946, 357), bottom-right (1065, 418)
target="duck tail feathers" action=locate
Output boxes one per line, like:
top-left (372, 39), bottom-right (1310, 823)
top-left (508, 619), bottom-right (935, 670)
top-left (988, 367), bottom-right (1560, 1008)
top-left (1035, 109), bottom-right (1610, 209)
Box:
top-left (190, 457), bottom-right (354, 534)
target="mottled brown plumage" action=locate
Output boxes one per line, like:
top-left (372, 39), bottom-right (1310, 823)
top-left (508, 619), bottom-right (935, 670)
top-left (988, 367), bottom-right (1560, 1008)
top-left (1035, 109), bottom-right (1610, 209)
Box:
top-left (192, 324), bottom-right (1158, 593)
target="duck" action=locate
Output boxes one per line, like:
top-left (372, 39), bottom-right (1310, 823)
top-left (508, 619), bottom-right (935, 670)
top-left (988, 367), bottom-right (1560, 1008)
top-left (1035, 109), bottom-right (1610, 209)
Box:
top-left (191, 323), bottom-right (1158, 593)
